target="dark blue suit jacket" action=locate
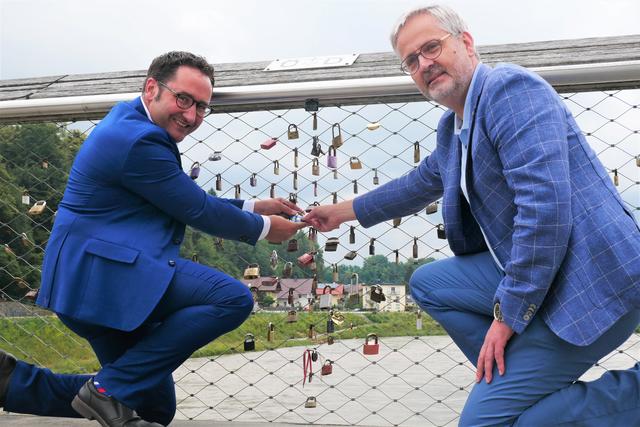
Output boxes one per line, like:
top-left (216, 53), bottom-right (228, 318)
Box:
top-left (37, 98), bottom-right (264, 331)
top-left (354, 63), bottom-right (640, 346)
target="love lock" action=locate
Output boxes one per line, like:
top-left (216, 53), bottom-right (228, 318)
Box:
top-left (363, 333), bottom-right (380, 355)
top-left (304, 396), bottom-right (317, 408)
top-left (243, 263), bottom-right (260, 280)
top-left (321, 360), bottom-right (333, 375)
top-left (370, 285), bottom-right (386, 303)
top-left (287, 310), bottom-right (298, 323)
top-left (243, 333), bottom-right (255, 351)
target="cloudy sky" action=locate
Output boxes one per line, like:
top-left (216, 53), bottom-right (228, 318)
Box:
top-left (1, 0), bottom-right (639, 80)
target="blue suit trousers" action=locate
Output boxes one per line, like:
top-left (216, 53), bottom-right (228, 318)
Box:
top-left (5, 258), bottom-right (253, 425)
top-left (409, 251), bottom-right (640, 427)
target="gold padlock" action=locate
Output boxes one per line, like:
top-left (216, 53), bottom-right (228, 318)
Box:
top-left (332, 264), bottom-right (339, 282)
top-left (267, 322), bottom-right (275, 342)
top-left (287, 310), bottom-right (298, 323)
top-left (243, 263), bottom-right (260, 279)
top-left (28, 200), bottom-right (47, 215)
top-left (349, 157), bottom-right (362, 169)
top-left (331, 123), bottom-right (343, 148)
top-left (287, 123), bottom-right (299, 139)
top-left (273, 160), bottom-right (280, 175)
top-left (613, 169), bottom-right (619, 186)
top-left (426, 202), bottom-right (438, 214)
top-left (414, 142), bottom-right (420, 163)
top-left (393, 217), bottom-right (401, 227)
top-left (312, 159), bottom-right (320, 176)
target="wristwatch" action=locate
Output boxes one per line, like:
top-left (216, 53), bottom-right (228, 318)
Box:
top-left (493, 302), bottom-right (504, 322)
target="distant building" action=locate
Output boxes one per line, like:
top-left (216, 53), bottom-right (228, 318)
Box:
top-left (243, 277), bottom-right (315, 309)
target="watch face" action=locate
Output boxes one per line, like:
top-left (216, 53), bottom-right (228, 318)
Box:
top-left (493, 302), bottom-right (503, 322)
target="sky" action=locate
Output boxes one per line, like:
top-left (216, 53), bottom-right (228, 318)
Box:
top-left (1, 0), bottom-right (639, 80)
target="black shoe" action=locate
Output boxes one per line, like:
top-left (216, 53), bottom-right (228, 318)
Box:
top-left (71, 379), bottom-right (163, 427)
top-left (0, 349), bottom-right (17, 408)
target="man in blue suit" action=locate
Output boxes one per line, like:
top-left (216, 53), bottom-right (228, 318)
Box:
top-left (305, 5), bottom-right (640, 426)
top-left (0, 51), bottom-right (306, 427)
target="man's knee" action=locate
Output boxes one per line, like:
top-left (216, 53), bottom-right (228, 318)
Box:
top-left (409, 260), bottom-right (445, 309)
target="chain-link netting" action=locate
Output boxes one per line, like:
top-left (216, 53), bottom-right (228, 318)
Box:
top-left (0, 87), bottom-right (638, 426)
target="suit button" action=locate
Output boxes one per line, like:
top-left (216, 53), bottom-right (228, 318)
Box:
top-left (523, 314), bottom-right (531, 321)
top-left (168, 260), bottom-right (176, 267)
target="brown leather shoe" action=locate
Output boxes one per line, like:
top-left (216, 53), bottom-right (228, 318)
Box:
top-left (0, 349), bottom-right (17, 407)
top-left (71, 379), bottom-right (163, 427)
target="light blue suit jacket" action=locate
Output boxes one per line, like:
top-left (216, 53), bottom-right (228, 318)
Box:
top-left (37, 98), bottom-right (264, 331)
top-left (354, 63), bottom-right (640, 346)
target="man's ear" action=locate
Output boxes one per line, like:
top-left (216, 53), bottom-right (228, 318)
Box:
top-left (461, 31), bottom-right (476, 58)
top-left (142, 77), bottom-right (159, 101)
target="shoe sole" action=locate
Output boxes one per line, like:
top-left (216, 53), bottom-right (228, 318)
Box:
top-left (71, 395), bottom-right (109, 427)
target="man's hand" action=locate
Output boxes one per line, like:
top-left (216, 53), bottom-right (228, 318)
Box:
top-left (476, 320), bottom-right (514, 384)
top-left (265, 215), bottom-right (307, 243)
top-left (254, 198), bottom-right (303, 216)
top-left (303, 200), bottom-right (356, 232)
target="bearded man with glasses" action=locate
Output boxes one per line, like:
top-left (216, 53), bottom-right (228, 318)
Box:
top-left (0, 51), bottom-right (306, 427)
top-left (304, 5), bottom-right (640, 426)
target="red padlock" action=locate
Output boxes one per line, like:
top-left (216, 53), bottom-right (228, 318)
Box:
top-left (298, 252), bottom-right (315, 268)
top-left (261, 137), bottom-right (277, 150)
top-left (321, 360), bottom-right (333, 376)
top-left (363, 333), bottom-right (379, 355)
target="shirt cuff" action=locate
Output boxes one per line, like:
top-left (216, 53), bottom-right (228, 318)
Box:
top-left (258, 215), bottom-right (271, 240)
top-left (242, 200), bottom-right (255, 212)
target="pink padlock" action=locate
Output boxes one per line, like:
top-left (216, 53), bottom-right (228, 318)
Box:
top-left (327, 146), bottom-right (337, 168)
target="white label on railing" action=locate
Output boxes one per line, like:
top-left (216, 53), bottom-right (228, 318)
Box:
top-left (264, 54), bottom-right (359, 71)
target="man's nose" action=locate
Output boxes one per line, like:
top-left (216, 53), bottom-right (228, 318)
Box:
top-left (416, 54), bottom-right (435, 73)
top-left (183, 104), bottom-right (198, 123)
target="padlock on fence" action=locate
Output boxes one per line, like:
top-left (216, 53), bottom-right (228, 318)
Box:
top-left (287, 123), bottom-right (299, 139)
top-left (437, 223), bottom-right (446, 239)
top-left (288, 287), bottom-right (295, 305)
top-left (426, 202), bottom-right (438, 214)
top-left (304, 396), bottom-right (317, 408)
top-left (416, 310), bottom-right (423, 330)
top-left (283, 261), bottom-right (293, 278)
top-left (244, 333), bottom-right (255, 351)
top-left (267, 322), bottom-right (275, 342)
top-left (215, 174), bottom-right (222, 191)
top-left (234, 184), bottom-right (241, 199)
top-left (208, 151), bottom-right (221, 162)
top-left (321, 360), bottom-right (333, 375)
top-left (189, 162), bottom-right (200, 180)
top-left (261, 137), bottom-right (277, 150)
top-left (287, 310), bottom-right (298, 323)
top-left (349, 156), bottom-right (362, 169)
top-left (298, 252), bottom-right (315, 268)
top-left (311, 158), bottom-right (320, 176)
top-left (311, 136), bottom-right (324, 157)
top-left (332, 264), bottom-right (339, 282)
top-left (243, 263), bottom-right (260, 279)
top-left (250, 173), bottom-right (257, 187)
top-left (324, 237), bottom-right (339, 252)
top-left (326, 316), bottom-right (335, 333)
top-left (327, 146), bottom-right (338, 168)
top-left (319, 286), bottom-right (332, 309)
top-left (28, 200), bottom-right (47, 215)
top-left (287, 239), bottom-right (298, 252)
top-left (373, 168), bottom-right (379, 185)
top-left (331, 123), bottom-right (343, 148)
top-left (370, 285), bottom-right (386, 303)
top-left (363, 333), bottom-right (379, 355)
top-left (308, 324), bottom-right (316, 339)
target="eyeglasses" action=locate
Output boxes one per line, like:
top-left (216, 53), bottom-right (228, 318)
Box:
top-left (400, 33), bottom-right (452, 75)
top-left (157, 81), bottom-right (212, 117)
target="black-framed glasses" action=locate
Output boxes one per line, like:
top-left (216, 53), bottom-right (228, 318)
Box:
top-left (400, 33), bottom-right (452, 75)
top-left (157, 81), bottom-right (212, 117)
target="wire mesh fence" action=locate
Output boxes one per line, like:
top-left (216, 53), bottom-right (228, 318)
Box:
top-left (0, 82), bottom-right (638, 426)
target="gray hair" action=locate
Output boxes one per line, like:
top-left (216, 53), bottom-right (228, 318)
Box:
top-left (390, 4), bottom-right (478, 58)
